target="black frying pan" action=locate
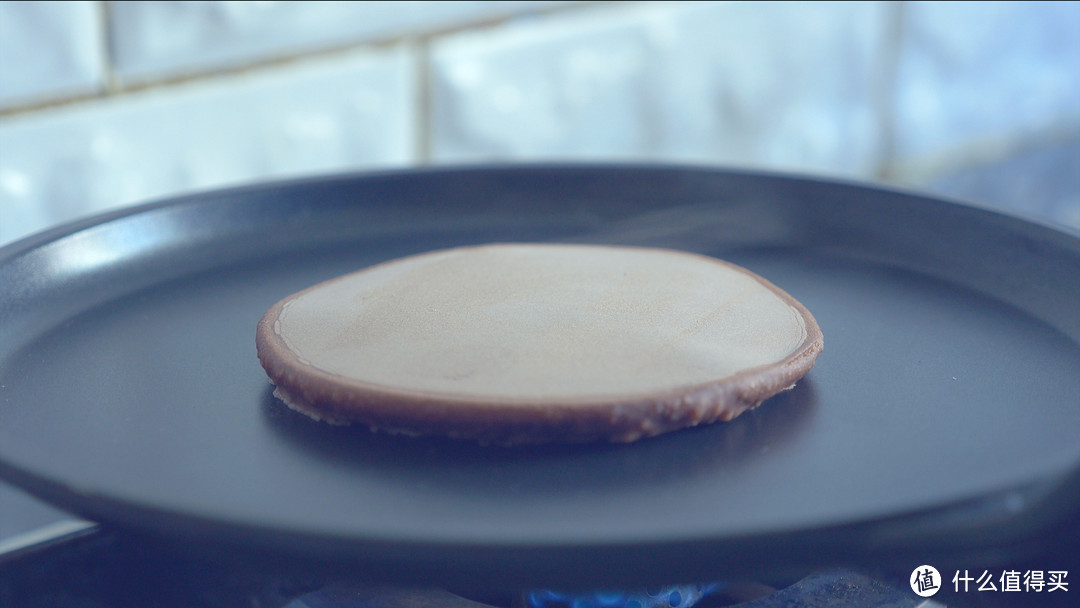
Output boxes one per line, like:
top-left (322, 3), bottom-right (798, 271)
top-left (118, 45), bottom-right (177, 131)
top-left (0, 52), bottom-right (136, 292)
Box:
top-left (1, 166), bottom-right (1078, 589)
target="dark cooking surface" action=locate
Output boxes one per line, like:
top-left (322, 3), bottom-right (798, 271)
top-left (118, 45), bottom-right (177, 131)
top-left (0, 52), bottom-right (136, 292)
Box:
top-left (1, 166), bottom-right (1078, 587)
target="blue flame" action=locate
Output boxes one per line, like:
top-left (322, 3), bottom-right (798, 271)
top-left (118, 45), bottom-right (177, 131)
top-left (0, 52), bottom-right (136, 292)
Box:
top-left (523, 582), bottom-right (724, 608)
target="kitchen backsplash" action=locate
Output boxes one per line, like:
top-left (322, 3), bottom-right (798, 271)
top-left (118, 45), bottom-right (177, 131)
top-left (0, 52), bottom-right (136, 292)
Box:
top-left (1, 0), bottom-right (1077, 245)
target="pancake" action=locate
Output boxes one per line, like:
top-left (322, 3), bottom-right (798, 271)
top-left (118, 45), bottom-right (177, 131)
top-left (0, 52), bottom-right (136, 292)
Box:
top-left (256, 244), bottom-right (822, 444)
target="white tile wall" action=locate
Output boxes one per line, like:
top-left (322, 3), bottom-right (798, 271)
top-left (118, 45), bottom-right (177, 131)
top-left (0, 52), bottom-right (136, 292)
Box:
top-left (894, 0), bottom-right (1080, 162)
top-left (109, 0), bottom-right (576, 84)
top-left (650, 0), bottom-right (888, 176)
top-left (431, 4), bottom-right (657, 161)
top-left (0, 47), bottom-right (415, 245)
top-left (1, 0), bottom-right (1078, 246)
top-left (430, 1), bottom-right (889, 178)
top-left (0, 1), bottom-right (105, 110)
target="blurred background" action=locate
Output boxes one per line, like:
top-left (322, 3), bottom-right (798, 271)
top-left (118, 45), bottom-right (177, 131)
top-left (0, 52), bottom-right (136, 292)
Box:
top-left (1, 4), bottom-right (1079, 603)
top-left (0, 0), bottom-right (1077, 248)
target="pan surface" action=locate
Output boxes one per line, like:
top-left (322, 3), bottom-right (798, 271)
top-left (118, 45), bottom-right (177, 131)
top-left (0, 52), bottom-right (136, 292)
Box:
top-left (1, 166), bottom-right (1079, 587)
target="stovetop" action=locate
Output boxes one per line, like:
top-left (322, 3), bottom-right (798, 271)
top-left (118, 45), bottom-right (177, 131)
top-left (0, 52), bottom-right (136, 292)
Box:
top-left (2, 502), bottom-right (1076, 608)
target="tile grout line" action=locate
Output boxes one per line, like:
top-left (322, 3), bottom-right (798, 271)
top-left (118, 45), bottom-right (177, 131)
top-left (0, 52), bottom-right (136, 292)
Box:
top-left (873, 0), bottom-right (905, 182)
top-left (98, 0), bottom-right (120, 95)
top-left (885, 119), bottom-right (1080, 185)
top-left (415, 37), bottom-right (433, 166)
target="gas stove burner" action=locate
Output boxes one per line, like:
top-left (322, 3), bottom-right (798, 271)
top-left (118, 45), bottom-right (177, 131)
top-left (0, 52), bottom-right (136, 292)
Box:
top-left (282, 571), bottom-right (934, 608)
top-left (521, 583), bottom-right (721, 608)
top-left (5, 523), bottom-right (1077, 607)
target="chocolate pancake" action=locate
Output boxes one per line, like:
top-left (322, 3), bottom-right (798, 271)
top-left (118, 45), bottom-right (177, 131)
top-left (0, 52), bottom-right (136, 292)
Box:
top-left (256, 244), bottom-right (822, 444)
